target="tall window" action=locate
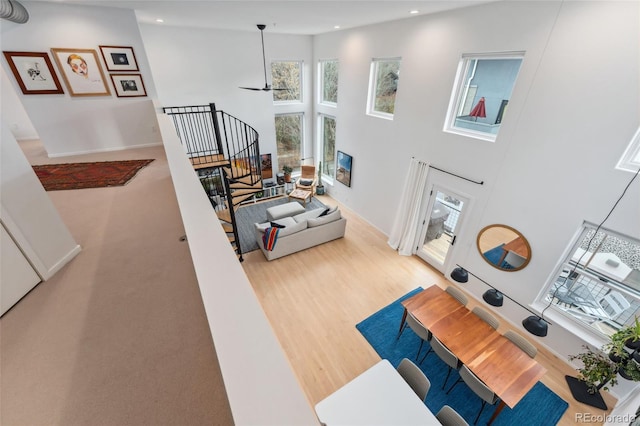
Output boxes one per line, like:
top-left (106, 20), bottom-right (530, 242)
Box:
top-left (617, 127), bottom-right (640, 173)
top-left (271, 60), bottom-right (302, 102)
top-left (319, 114), bottom-right (336, 178)
top-left (540, 223), bottom-right (640, 337)
top-left (320, 60), bottom-right (338, 105)
top-left (275, 113), bottom-right (303, 172)
top-left (444, 53), bottom-right (524, 142)
top-left (367, 58), bottom-right (401, 119)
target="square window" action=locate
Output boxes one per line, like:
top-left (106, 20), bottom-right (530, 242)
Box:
top-left (617, 127), bottom-right (640, 173)
top-left (271, 61), bottom-right (302, 103)
top-left (444, 53), bottom-right (524, 142)
top-left (367, 58), bottom-right (401, 119)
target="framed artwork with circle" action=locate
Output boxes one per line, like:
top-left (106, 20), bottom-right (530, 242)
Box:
top-left (99, 45), bottom-right (139, 72)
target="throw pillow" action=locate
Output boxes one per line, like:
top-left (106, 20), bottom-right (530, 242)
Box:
top-left (270, 221), bottom-right (286, 229)
top-left (318, 207), bottom-right (331, 217)
top-left (299, 179), bottom-right (313, 186)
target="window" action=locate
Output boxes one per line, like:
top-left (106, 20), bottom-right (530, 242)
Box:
top-left (319, 60), bottom-right (338, 105)
top-left (275, 113), bottom-right (303, 172)
top-left (444, 53), bottom-right (524, 142)
top-left (271, 60), bottom-right (302, 102)
top-left (319, 114), bottom-right (336, 178)
top-left (367, 58), bottom-right (401, 119)
top-left (617, 127), bottom-right (640, 173)
top-left (540, 223), bottom-right (640, 338)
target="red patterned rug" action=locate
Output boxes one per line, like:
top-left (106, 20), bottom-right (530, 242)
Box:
top-left (32, 159), bottom-right (154, 191)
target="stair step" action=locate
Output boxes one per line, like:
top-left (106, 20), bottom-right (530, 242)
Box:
top-left (228, 235), bottom-right (236, 243)
top-left (221, 222), bottom-right (234, 233)
top-left (216, 209), bottom-right (232, 224)
top-left (232, 192), bottom-right (257, 206)
top-left (190, 154), bottom-right (229, 170)
top-left (223, 166), bottom-right (253, 178)
top-left (229, 178), bottom-right (263, 189)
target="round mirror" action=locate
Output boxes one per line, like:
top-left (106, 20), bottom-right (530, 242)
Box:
top-left (477, 224), bottom-right (531, 271)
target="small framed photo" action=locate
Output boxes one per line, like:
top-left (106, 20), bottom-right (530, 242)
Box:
top-left (3, 51), bottom-right (64, 94)
top-left (336, 150), bottom-right (353, 187)
top-left (110, 74), bottom-right (147, 97)
top-left (51, 48), bottom-right (111, 97)
top-left (99, 45), bottom-right (139, 72)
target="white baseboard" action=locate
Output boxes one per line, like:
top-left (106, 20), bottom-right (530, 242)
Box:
top-left (47, 142), bottom-right (163, 158)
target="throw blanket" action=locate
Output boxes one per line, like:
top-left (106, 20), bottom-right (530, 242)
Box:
top-left (262, 227), bottom-right (280, 251)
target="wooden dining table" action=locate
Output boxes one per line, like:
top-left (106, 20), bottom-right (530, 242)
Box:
top-left (400, 285), bottom-right (547, 424)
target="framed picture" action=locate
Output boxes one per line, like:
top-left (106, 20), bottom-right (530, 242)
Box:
top-left (51, 48), bottom-right (111, 97)
top-left (261, 153), bottom-right (273, 179)
top-left (336, 150), bottom-right (353, 187)
top-left (110, 74), bottom-right (147, 97)
top-left (99, 45), bottom-right (139, 72)
top-left (2, 51), bottom-right (64, 94)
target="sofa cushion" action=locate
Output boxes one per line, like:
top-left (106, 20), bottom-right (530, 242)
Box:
top-left (319, 205), bottom-right (338, 217)
top-left (307, 209), bottom-right (341, 227)
top-left (292, 207), bottom-right (325, 223)
top-left (255, 216), bottom-right (296, 233)
top-left (299, 178), bottom-right (314, 186)
top-left (278, 219), bottom-right (307, 236)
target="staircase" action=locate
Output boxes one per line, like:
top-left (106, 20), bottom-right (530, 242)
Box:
top-left (163, 103), bottom-right (264, 261)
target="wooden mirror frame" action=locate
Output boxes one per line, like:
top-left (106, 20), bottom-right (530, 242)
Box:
top-left (476, 224), bottom-right (531, 272)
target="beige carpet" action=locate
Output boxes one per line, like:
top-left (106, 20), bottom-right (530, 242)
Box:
top-left (1, 140), bottom-right (234, 425)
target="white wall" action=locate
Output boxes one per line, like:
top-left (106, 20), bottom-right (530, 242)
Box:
top-left (0, 123), bottom-right (80, 279)
top-left (139, 24), bottom-right (314, 171)
top-left (1, 2), bottom-right (160, 157)
top-left (1, 68), bottom-right (38, 140)
top-left (312, 0), bottom-right (640, 371)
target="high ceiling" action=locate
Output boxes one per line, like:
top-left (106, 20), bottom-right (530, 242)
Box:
top-left (31, 1), bottom-right (497, 35)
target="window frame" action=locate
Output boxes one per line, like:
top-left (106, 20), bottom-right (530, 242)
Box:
top-left (318, 59), bottom-right (338, 107)
top-left (617, 127), bottom-right (640, 173)
top-left (274, 112), bottom-right (304, 174)
top-left (271, 60), bottom-right (303, 104)
top-left (536, 222), bottom-right (640, 342)
top-left (318, 113), bottom-right (336, 183)
top-left (366, 57), bottom-right (401, 120)
top-left (443, 51), bottom-right (524, 142)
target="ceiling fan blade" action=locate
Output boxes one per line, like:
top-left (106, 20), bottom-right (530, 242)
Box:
top-left (239, 86), bottom-right (263, 91)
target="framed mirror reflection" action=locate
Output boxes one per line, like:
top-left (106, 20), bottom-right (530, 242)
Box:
top-left (477, 224), bottom-right (531, 271)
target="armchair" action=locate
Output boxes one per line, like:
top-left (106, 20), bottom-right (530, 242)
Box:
top-left (295, 165), bottom-right (317, 195)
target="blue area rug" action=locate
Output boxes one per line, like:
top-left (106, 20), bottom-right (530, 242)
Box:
top-left (356, 288), bottom-right (568, 425)
top-left (483, 243), bottom-right (505, 266)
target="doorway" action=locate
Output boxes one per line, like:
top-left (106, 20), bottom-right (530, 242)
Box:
top-left (416, 186), bottom-right (469, 273)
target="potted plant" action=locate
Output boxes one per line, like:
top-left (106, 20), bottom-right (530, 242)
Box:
top-left (569, 345), bottom-right (619, 393)
top-left (282, 165), bottom-right (292, 183)
top-left (316, 161), bottom-right (325, 195)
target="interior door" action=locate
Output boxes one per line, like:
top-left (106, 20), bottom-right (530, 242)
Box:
top-left (416, 186), bottom-right (469, 273)
top-left (1, 223), bottom-right (41, 315)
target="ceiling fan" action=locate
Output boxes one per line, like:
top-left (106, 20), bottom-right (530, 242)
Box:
top-left (240, 24), bottom-right (287, 92)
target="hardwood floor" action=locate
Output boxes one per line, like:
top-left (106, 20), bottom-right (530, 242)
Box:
top-left (242, 195), bottom-right (615, 425)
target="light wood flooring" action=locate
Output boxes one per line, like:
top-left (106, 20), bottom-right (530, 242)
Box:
top-left (242, 195), bottom-right (616, 426)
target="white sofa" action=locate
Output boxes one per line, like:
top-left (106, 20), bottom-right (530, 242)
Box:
top-left (254, 206), bottom-right (347, 261)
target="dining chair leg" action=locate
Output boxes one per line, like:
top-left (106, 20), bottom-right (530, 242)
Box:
top-left (445, 376), bottom-right (462, 395)
top-left (397, 308), bottom-right (408, 339)
top-left (441, 366), bottom-right (453, 389)
top-left (418, 346), bottom-right (432, 365)
top-left (474, 400), bottom-right (487, 425)
top-left (415, 339), bottom-right (425, 361)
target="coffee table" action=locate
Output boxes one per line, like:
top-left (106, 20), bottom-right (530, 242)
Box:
top-left (288, 189), bottom-right (312, 206)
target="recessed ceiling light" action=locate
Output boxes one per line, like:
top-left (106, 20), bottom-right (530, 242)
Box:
top-left (409, 10), bottom-right (419, 14)
top-left (156, 18), bottom-right (164, 23)
top-left (334, 25), bottom-right (340, 29)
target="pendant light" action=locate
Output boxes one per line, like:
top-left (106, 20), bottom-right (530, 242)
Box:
top-left (450, 265), bottom-right (549, 337)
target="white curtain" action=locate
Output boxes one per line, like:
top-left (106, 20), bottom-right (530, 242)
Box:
top-left (388, 158), bottom-right (429, 256)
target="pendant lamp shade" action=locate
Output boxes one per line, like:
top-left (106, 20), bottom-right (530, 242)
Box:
top-left (450, 267), bottom-right (469, 283)
top-left (523, 316), bottom-right (548, 337)
top-left (483, 289), bottom-right (504, 307)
